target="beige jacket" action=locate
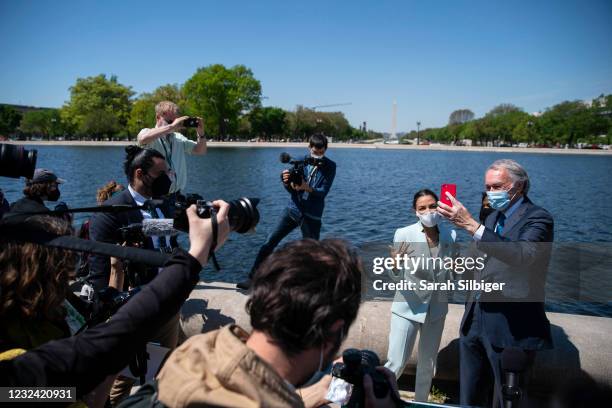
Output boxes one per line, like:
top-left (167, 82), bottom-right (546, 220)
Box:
top-left (157, 325), bottom-right (305, 408)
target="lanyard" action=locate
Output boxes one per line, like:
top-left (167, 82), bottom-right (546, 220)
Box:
top-left (159, 134), bottom-right (174, 170)
top-left (307, 165), bottom-right (318, 184)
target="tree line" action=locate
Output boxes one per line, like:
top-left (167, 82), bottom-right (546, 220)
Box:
top-left (405, 96), bottom-right (612, 147)
top-left (0, 64), bottom-right (381, 142)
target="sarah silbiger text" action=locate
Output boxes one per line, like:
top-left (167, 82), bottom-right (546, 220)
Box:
top-left (372, 279), bottom-right (506, 293)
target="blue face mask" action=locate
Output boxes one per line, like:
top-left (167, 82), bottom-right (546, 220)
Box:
top-left (487, 190), bottom-right (512, 211)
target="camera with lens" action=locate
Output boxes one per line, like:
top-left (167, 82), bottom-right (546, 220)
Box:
top-left (183, 117), bottom-right (199, 128)
top-left (0, 143), bottom-right (37, 179)
top-left (119, 224), bottom-right (146, 247)
top-left (173, 193), bottom-right (260, 233)
top-left (279, 152), bottom-right (325, 186)
top-left (332, 348), bottom-right (397, 408)
top-left (82, 286), bottom-right (141, 331)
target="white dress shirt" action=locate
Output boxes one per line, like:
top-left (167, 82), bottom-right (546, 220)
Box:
top-left (127, 185), bottom-right (171, 248)
top-left (473, 196), bottom-right (524, 241)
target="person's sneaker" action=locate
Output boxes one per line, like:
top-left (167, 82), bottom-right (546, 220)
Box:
top-left (236, 279), bottom-right (252, 290)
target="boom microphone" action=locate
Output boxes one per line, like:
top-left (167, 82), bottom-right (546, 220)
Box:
top-left (0, 221), bottom-right (170, 267)
top-left (139, 219), bottom-right (181, 237)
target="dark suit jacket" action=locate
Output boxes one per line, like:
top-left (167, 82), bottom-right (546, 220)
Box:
top-left (460, 196), bottom-right (554, 350)
top-left (89, 189), bottom-right (174, 291)
top-left (287, 155), bottom-right (336, 219)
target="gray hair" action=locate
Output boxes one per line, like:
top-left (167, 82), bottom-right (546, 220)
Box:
top-left (487, 159), bottom-right (530, 194)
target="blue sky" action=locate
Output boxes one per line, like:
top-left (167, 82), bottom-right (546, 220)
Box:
top-left (1, 0), bottom-right (611, 132)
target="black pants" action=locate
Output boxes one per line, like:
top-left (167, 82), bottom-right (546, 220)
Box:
top-left (460, 302), bottom-right (535, 408)
top-left (250, 208), bottom-right (321, 276)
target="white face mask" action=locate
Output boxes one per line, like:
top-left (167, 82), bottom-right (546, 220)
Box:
top-left (311, 153), bottom-right (324, 159)
top-left (417, 211), bottom-right (440, 227)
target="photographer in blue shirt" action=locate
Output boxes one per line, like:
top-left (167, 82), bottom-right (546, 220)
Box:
top-left (238, 134), bottom-right (336, 290)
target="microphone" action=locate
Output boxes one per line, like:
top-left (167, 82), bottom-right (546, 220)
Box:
top-left (279, 152), bottom-right (292, 163)
top-left (141, 219), bottom-right (181, 237)
top-left (501, 347), bottom-right (528, 408)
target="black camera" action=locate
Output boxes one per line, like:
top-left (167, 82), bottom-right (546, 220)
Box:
top-left (332, 348), bottom-right (394, 408)
top-left (183, 117), bottom-right (199, 128)
top-left (84, 286), bottom-right (141, 330)
top-left (173, 193), bottom-right (260, 233)
top-left (0, 143), bottom-right (37, 179)
top-left (279, 152), bottom-right (325, 186)
top-left (119, 224), bottom-right (146, 247)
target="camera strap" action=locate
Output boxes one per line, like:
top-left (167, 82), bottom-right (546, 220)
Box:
top-left (208, 212), bottom-right (221, 271)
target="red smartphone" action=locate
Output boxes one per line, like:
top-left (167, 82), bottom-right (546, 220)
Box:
top-left (440, 183), bottom-right (457, 207)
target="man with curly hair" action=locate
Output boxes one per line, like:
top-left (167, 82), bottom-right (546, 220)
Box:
top-left (8, 168), bottom-right (66, 215)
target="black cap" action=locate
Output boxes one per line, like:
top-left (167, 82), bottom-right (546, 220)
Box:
top-left (27, 168), bottom-right (66, 185)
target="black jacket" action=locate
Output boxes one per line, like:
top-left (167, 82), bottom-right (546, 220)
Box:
top-left (89, 189), bottom-right (176, 290)
top-left (461, 196), bottom-right (554, 350)
top-left (7, 196), bottom-right (49, 215)
top-left (0, 249), bottom-right (202, 396)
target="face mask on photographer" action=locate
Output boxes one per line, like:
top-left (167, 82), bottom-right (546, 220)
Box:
top-left (144, 172), bottom-right (172, 198)
top-left (310, 146), bottom-right (326, 160)
top-left (47, 184), bottom-right (61, 202)
top-left (417, 211), bottom-right (440, 227)
top-left (299, 326), bottom-right (344, 388)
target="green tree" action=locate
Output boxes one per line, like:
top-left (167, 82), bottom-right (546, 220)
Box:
top-left (538, 101), bottom-right (598, 146)
top-left (20, 109), bottom-right (63, 140)
top-left (0, 105), bottom-right (23, 137)
top-left (483, 104), bottom-right (528, 145)
top-left (62, 74), bottom-right (134, 140)
top-left (81, 109), bottom-right (121, 140)
top-left (448, 109), bottom-right (475, 125)
top-left (486, 103), bottom-right (522, 117)
top-left (183, 64), bottom-right (262, 140)
top-left (249, 107), bottom-right (287, 140)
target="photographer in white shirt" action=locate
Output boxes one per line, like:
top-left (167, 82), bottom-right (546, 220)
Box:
top-left (137, 101), bottom-right (207, 194)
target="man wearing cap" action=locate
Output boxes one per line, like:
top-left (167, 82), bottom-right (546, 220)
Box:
top-left (9, 168), bottom-right (65, 215)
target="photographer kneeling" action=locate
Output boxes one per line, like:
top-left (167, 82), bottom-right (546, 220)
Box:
top-left (0, 202), bottom-right (231, 398)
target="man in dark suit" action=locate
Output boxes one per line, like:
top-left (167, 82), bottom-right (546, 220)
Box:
top-left (437, 159), bottom-right (553, 407)
top-left (238, 133), bottom-right (336, 290)
top-left (89, 147), bottom-right (176, 292)
top-left (89, 146), bottom-right (179, 406)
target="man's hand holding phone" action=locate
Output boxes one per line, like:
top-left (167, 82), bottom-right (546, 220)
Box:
top-left (436, 188), bottom-right (480, 235)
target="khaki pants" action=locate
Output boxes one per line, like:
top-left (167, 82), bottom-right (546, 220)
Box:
top-left (109, 313), bottom-right (180, 406)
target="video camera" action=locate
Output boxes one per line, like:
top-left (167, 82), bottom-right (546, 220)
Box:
top-left (279, 152), bottom-right (325, 185)
top-left (0, 143), bottom-right (37, 179)
top-left (332, 348), bottom-right (402, 408)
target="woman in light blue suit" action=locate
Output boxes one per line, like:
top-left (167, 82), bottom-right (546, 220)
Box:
top-left (384, 189), bottom-right (457, 402)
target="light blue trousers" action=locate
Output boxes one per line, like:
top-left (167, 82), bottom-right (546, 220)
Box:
top-left (384, 312), bottom-right (446, 402)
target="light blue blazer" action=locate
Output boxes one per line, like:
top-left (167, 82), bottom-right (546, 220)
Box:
top-left (390, 221), bottom-right (457, 323)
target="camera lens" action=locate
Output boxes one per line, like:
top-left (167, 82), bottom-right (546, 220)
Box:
top-left (227, 197), bottom-right (260, 233)
top-left (342, 348), bottom-right (362, 372)
top-left (360, 349), bottom-right (381, 369)
top-left (0, 143), bottom-right (37, 179)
